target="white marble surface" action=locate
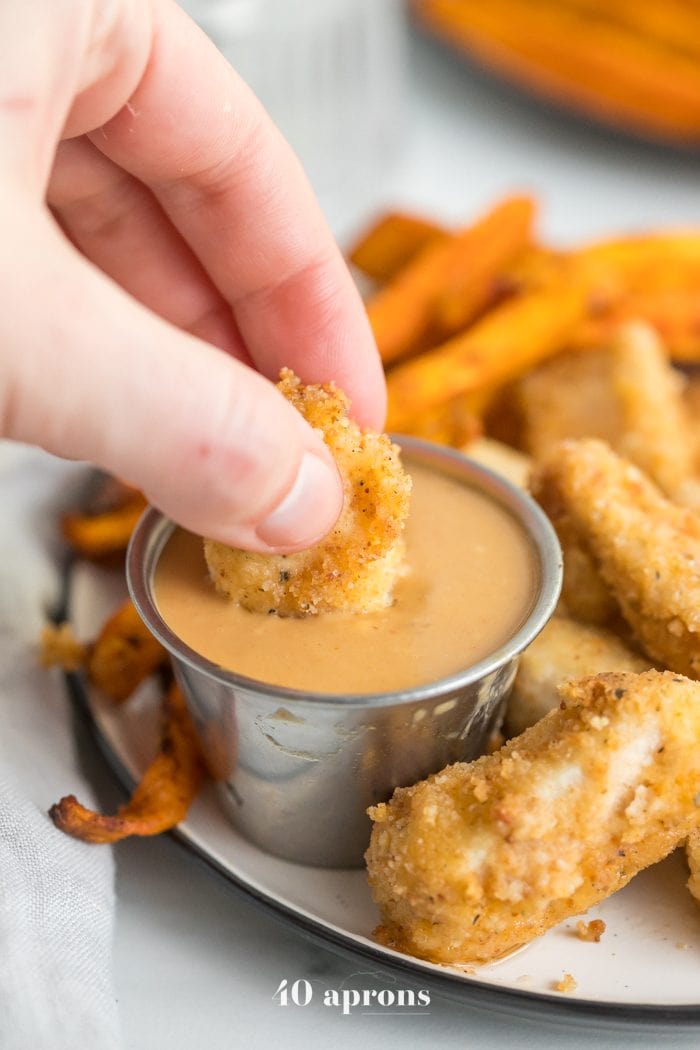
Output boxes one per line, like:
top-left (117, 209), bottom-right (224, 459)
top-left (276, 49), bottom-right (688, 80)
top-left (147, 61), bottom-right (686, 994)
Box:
top-left (91, 26), bottom-right (700, 1050)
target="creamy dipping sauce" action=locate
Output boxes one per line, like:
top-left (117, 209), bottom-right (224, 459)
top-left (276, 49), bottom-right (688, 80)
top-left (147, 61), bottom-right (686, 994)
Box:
top-left (154, 461), bottom-right (537, 695)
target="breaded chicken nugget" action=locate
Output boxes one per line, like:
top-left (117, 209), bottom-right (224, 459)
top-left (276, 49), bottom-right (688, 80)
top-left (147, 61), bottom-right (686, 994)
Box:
top-left (532, 440), bottom-right (700, 677)
top-left (506, 616), bottom-right (652, 736)
top-left (518, 322), bottom-right (697, 503)
top-left (687, 829), bottom-right (700, 904)
top-left (530, 459), bottom-right (617, 626)
top-left (204, 369), bottom-right (412, 616)
top-left (366, 670), bottom-right (700, 965)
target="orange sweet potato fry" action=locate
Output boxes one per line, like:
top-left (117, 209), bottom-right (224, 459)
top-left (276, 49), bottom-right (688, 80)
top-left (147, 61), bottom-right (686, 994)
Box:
top-left (398, 393), bottom-right (483, 448)
top-left (348, 212), bottom-right (446, 282)
top-left (49, 684), bottom-right (206, 843)
top-left (62, 488), bottom-right (147, 560)
top-left (367, 195), bottom-right (536, 365)
top-left (414, 0), bottom-right (700, 144)
top-left (386, 275), bottom-right (587, 430)
top-left (87, 599), bottom-right (168, 703)
top-left (560, 235), bottom-right (700, 360)
top-left (432, 201), bottom-right (536, 336)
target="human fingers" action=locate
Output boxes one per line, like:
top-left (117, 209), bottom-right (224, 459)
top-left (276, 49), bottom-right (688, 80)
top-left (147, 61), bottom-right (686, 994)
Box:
top-left (85, 0), bottom-right (386, 427)
top-left (0, 205), bottom-right (342, 553)
top-left (48, 137), bottom-right (249, 358)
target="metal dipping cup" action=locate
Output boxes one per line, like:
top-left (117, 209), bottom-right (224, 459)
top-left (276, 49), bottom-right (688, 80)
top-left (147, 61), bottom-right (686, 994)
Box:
top-left (127, 437), bottom-right (562, 869)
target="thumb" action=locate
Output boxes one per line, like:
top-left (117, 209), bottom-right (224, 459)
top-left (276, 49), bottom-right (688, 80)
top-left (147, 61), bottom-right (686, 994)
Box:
top-left (1, 209), bottom-right (342, 553)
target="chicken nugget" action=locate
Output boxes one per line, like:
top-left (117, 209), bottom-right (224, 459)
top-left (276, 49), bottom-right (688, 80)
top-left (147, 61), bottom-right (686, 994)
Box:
top-left (530, 460), bottom-right (617, 626)
top-left (506, 616), bottom-right (652, 736)
top-left (204, 370), bottom-right (412, 616)
top-left (366, 670), bottom-right (700, 965)
top-left (532, 440), bottom-right (700, 677)
top-left (518, 322), bottom-right (696, 503)
top-left (686, 829), bottom-right (700, 904)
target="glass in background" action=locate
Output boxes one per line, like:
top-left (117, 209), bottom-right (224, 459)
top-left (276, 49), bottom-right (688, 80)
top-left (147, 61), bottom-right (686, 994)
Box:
top-left (179, 0), bottom-right (408, 233)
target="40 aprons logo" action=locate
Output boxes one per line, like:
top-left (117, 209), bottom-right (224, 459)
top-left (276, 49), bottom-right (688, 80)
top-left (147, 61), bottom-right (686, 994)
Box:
top-left (273, 977), bottom-right (431, 1016)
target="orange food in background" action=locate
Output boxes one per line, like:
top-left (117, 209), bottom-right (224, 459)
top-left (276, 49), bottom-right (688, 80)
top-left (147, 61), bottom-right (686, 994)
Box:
top-left (351, 194), bottom-right (700, 441)
top-left (413, 0), bottom-right (700, 145)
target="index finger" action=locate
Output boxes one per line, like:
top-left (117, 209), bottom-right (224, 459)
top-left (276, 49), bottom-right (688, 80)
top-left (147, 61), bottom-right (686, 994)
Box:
top-left (89, 0), bottom-right (386, 428)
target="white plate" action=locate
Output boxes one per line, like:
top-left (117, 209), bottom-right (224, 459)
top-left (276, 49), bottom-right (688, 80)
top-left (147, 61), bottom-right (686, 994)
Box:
top-left (68, 559), bottom-right (700, 1029)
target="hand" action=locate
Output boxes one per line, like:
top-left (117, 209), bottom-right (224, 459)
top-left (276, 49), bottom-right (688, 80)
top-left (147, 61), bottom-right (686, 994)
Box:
top-left (0, 0), bottom-right (385, 553)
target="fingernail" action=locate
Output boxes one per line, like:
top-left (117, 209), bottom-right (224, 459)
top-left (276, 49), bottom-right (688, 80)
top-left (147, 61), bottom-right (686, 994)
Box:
top-left (256, 452), bottom-right (341, 549)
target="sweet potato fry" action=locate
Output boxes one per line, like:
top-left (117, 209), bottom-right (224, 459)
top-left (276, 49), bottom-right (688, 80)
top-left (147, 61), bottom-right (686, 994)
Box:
top-left (413, 0), bottom-right (700, 143)
top-left (348, 211), bottom-right (446, 282)
top-left (433, 200), bottom-right (536, 336)
top-left (565, 236), bottom-right (700, 360)
top-left (87, 599), bottom-right (168, 702)
top-left (397, 392), bottom-right (482, 448)
top-left (62, 488), bottom-right (147, 559)
top-left (49, 684), bottom-right (205, 843)
top-left (386, 275), bottom-right (587, 431)
top-left (367, 195), bottom-right (536, 365)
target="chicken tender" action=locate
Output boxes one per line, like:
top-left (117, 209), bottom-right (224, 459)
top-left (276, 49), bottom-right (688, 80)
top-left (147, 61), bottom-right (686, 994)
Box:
top-left (366, 670), bottom-right (700, 965)
top-left (518, 322), bottom-right (697, 503)
top-left (204, 369), bottom-right (412, 616)
top-left (506, 616), bottom-right (652, 736)
top-left (532, 440), bottom-right (700, 677)
top-left (530, 461), bottom-right (617, 626)
top-left (687, 829), bottom-right (700, 904)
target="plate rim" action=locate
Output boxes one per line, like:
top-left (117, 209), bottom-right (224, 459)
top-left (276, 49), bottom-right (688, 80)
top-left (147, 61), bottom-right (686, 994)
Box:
top-left (64, 669), bottom-right (700, 1031)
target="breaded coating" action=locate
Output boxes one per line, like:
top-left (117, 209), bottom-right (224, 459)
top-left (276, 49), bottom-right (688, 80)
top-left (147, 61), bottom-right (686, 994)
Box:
top-left (532, 440), bottom-right (700, 677)
top-left (686, 829), bottom-right (700, 904)
top-left (518, 322), bottom-right (696, 503)
top-left (366, 671), bottom-right (700, 965)
top-left (530, 460), bottom-right (617, 626)
top-left (204, 369), bottom-right (412, 616)
top-left (39, 622), bottom-right (87, 672)
top-left (506, 616), bottom-right (651, 736)
top-left (575, 919), bottom-right (605, 942)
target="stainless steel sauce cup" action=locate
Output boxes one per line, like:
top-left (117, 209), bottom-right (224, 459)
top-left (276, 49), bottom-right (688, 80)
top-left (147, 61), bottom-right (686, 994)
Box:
top-left (127, 437), bottom-right (562, 869)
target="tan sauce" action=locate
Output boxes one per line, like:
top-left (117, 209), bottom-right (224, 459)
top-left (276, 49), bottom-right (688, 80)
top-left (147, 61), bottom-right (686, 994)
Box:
top-left (154, 461), bottom-right (537, 694)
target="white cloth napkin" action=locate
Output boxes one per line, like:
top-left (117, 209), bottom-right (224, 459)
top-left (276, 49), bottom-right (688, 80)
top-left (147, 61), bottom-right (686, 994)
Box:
top-left (0, 441), bottom-right (120, 1050)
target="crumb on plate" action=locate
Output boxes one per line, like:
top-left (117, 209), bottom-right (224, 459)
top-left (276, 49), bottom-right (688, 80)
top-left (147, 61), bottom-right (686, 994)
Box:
top-left (554, 972), bottom-right (578, 994)
top-left (575, 919), bottom-right (606, 942)
top-left (39, 622), bottom-right (86, 672)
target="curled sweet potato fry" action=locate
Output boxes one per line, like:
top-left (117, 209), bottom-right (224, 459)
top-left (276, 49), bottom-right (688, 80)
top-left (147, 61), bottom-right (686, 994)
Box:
top-left (386, 274), bottom-right (587, 431)
top-left (62, 487), bottom-right (147, 560)
top-left (367, 194), bottom-right (536, 365)
top-left (49, 684), bottom-right (206, 843)
top-left (87, 599), bottom-right (168, 702)
top-left (348, 211), bottom-right (446, 282)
